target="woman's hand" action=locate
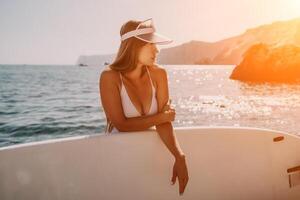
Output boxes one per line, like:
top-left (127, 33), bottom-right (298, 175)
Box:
top-left (162, 99), bottom-right (173, 112)
top-left (171, 155), bottom-right (189, 195)
top-left (160, 101), bottom-right (176, 123)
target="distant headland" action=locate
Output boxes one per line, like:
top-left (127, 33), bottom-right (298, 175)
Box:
top-left (230, 43), bottom-right (300, 83)
top-left (76, 17), bottom-right (300, 67)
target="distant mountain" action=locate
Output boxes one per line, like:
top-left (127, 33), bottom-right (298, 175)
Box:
top-left (230, 43), bottom-right (300, 83)
top-left (76, 54), bottom-right (115, 66)
top-left (158, 17), bottom-right (300, 65)
top-left (76, 17), bottom-right (300, 65)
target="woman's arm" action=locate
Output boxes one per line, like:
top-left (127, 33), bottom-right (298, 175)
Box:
top-left (155, 67), bottom-right (185, 159)
top-left (115, 112), bottom-right (170, 132)
top-left (156, 122), bottom-right (185, 159)
top-left (99, 70), bottom-right (173, 132)
top-left (155, 67), bottom-right (189, 195)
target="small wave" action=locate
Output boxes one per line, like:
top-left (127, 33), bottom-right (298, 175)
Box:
top-left (0, 111), bottom-right (20, 115)
top-left (1, 99), bottom-right (24, 103)
top-left (0, 124), bottom-right (106, 148)
top-left (53, 105), bottom-right (96, 113)
top-left (40, 117), bottom-right (56, 122)
top-left (0, 124), bottom-right (100, 138)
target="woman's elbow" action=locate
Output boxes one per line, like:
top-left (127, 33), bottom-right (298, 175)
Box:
top-left (112, 119), bottom-right (128, 132)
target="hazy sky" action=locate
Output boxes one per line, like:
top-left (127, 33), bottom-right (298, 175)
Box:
top-left (1, 0), bottom-right (300, 65)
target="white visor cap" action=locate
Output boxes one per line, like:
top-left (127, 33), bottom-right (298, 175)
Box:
top-left (121, 18), bottom-right (173, 45)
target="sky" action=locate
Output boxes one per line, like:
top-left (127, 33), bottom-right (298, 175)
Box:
top-left (0, 0), bottom-right (300, 65)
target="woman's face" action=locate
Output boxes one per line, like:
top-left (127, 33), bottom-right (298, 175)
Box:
top-left (138, 43), bottom-right (159, 66)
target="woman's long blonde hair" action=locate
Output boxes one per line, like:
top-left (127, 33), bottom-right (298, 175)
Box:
top-left (109, 20), bottom-right (148, 72)
top-left (105, 20), bottom-right (149, 134)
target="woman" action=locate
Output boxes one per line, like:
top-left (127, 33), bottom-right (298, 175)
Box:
top-left (99, 18), bottom-right (189, 195)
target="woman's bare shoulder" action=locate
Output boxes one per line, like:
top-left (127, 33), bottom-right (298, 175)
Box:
top-left (99, 66), bottom-right (122, 89)
top-left (147, 65), bottom-right (168, 90)
top-left (148, 64), bottom-right (167, 77)
top-left (100, 66), bottom-right (120, 79)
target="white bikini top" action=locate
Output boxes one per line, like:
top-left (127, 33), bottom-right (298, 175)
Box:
top-left (105, 66), bottom-right (158, 134)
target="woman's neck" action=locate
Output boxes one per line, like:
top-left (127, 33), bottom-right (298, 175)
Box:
top-left (123, 64), bottom-right (147, 80)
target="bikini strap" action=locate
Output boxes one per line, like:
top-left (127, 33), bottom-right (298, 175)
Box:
top-left (145, 66), bottom-right (155, 88)
top-left (119, 72), bottom-right (124, 87)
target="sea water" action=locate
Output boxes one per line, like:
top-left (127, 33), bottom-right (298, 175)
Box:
top-left (1, 64), bottom-right (300, 147)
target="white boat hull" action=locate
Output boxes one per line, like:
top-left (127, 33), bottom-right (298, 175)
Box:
top-left (1, 126), bottom-right (300, 200)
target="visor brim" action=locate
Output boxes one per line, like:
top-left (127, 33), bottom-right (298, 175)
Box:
top-left (135, 32), bottom-right (173, 45)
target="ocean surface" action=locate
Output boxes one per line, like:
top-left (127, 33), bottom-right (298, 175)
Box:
top-left (1, 64), bottom-right (300, 148)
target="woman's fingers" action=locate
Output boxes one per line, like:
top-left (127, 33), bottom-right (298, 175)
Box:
top-left (179, 178), bottom-right (185, 195)
top-left (171, 158), bottom-right (189, 195)
top-left (176, 159), bottom-right (189, 195)
top-left (162, 104), bottom-right (171, 112)
top-left (179, 177), bottom-right (189, 195)
top-left (171, 167), bottom-right (177, 184)
top-left (162, 99), bottom-right (175, 112)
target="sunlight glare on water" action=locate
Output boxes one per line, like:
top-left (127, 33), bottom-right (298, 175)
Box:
top-left (1, 64), bottom-right (300, 147)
